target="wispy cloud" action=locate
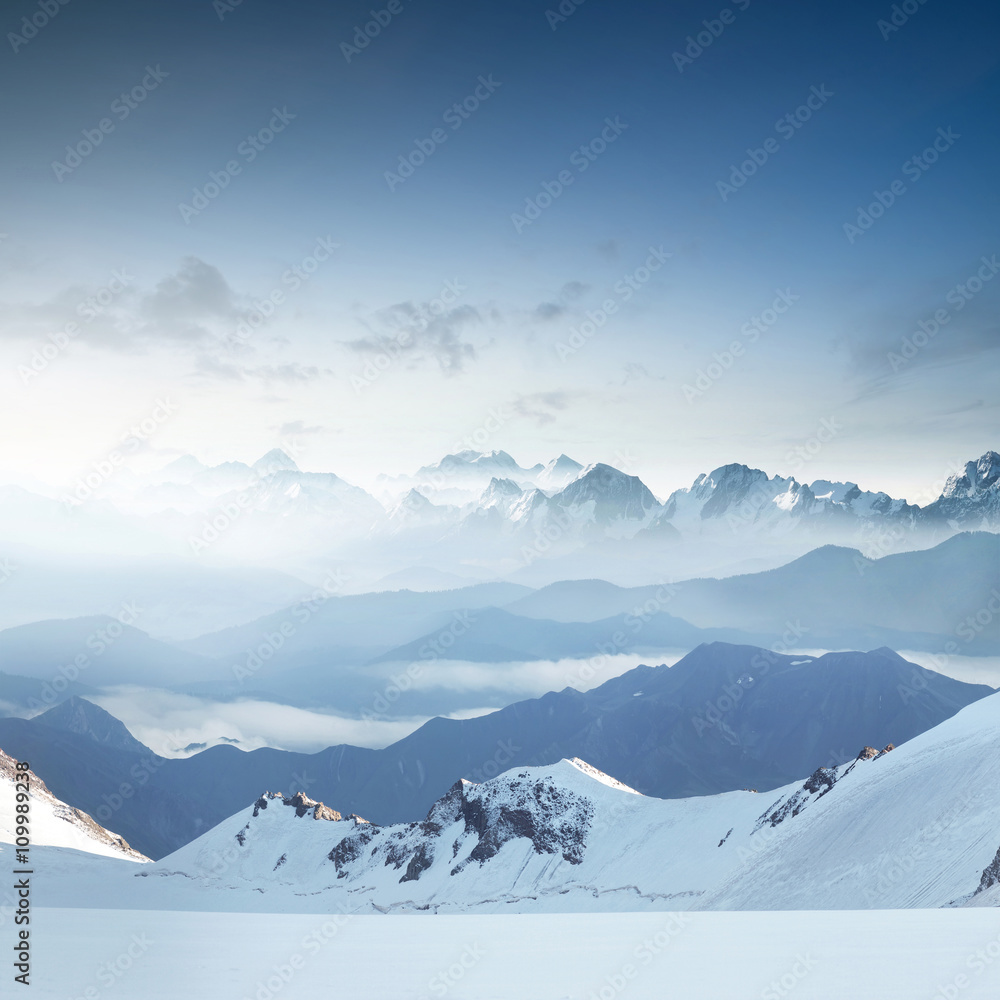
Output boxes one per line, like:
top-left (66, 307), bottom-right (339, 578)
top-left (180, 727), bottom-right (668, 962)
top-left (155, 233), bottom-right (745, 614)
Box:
top-left (532, 281), bottom-right (591, 323)
top-left (347, 302), bottom-right (482, 374)
top-left (138, 257), bottom-right (241, 342)
top-left (511, 390), bottom-right (574, 426)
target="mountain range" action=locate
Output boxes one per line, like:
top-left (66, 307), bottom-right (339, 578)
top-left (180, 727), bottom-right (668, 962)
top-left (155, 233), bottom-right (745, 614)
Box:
top-left (1, 448), bottom-right (997, 597)
top-left (0, 642), bottom-right (990, 859)
top-left (61, 684), bottom-right (1000, 913)
top-left (1, 531), bottom-right (995, 725)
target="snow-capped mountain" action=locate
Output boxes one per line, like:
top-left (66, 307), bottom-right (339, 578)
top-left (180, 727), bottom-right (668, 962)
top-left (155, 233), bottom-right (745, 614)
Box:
top-left (16, 640), bottom-right (982, 860)
top-left (2, 447), bottom-right (997, 593)
top-left (377, 450), bottom-right (547, 507)
top-left (536, 453), bottom-right (585, 490)
top-left (145, 688), bottom-right (1000, 911)
top-left (924, 451), bottom-right (1000, 525)
top-left (655, 461), bottom-right (919, 536)
top-left (0, 748), bottom-right (148, 862)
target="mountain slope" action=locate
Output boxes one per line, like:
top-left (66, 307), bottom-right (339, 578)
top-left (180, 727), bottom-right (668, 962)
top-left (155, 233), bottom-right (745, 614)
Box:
top-left (147, 689), bottom-right (1000, 912)
top-left (0, 748), bottom-right (148, 862)
top-left (0, 615), bottom-right (222, 688)
top-left (370, 607), bottom-right (768, 664)
top-left (0, 643), bottom-right (989, 858)
top-left (505, 532), bottom-right (1000, 654)
top-left (32, 696), bottom-right (151, 754)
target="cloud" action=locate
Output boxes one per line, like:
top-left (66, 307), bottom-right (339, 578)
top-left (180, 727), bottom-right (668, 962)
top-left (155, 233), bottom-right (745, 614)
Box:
top-left (534, 302), bottom-right (564, 321)
top-left (620, 362), bottom-right (665, 384)
top-left (0, 281), bottom-right (137, 349)
top-left (532, 281), bottom-right (590, 323)
top-left (843, 277), bottom-right (1000, 399)
top-left (561, 281), bottom-right (589, 301)
top-left (1, 257), bottom-right (252, 360)
top-left (139, 257), bottom-right (241, 342)
top-left (190, 355), bottom-right (327, 384)
top-left (347, 302), bottom-right (482, 374)
top-left (511, 390), bottom-right (574, 426)
top-left (370, 652), bottom-right (686, 697)
top-left (87, 686), bottom-right (431, 755)
top-left (84, 651), bottom-right (693, 754)
top-left (274, 420), bottom-right (325, 437)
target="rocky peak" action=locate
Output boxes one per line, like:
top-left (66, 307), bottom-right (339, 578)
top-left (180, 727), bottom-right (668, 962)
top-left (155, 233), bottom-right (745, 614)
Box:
top-left (556, 464), bottom-right (659, 521)
top-left (327, 763), bottom-right (606, 887)
top-left (942, 451), bottom-right (1000, 498)
top-left (251, 790), bottom-right (347, 821)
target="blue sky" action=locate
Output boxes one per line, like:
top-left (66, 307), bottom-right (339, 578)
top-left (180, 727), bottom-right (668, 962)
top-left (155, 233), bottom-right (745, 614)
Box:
top-left (1, 0), bottom-right (998, 498)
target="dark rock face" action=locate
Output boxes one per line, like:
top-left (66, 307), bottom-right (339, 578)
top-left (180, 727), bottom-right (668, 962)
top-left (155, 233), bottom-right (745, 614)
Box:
top-left (400, 844), bottom-right (433, 883)
top-left (329, 825), bottom-right (376, 878)
top-left (252, 790), bottom-right (343, 821)
top-left (757, 767), bottom-right (839, 830)
top-left (857, 746), bottom-right (880, 761)
top-left (974, 842), bottom-right (1000, 896)
top-left (451, 778), bottom-right (593, 872)
top-left (325, 771), bottom-right (595, 887)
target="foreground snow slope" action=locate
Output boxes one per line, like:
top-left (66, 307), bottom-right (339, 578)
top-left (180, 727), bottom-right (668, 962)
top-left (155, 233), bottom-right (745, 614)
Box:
top-left (26, 908), bottom-right (1000, 1000)
top-left (0, 748), bottom-right (148, 862)
top-left (138, 689), bottom-right (1000, 912)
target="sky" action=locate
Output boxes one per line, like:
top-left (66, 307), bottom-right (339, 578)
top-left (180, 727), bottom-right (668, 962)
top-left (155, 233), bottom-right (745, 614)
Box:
top-left (1, 0), bottom-right (998, 501)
